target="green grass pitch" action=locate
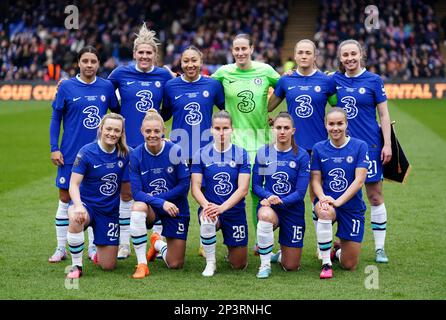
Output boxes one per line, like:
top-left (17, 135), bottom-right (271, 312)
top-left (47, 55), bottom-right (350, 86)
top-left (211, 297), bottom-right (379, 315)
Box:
top-left (0, 98), bottom-right (445, 300)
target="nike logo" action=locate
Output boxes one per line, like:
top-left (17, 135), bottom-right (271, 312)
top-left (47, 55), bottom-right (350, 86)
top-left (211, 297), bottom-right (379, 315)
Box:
top-left (176, 231), bottom-right (184, 235)
top-left (288, 86), bottom-right (296, 90)
top-left (205, 163), bottom-right (213, 167)
top-left (265, 161), bottom-right (275, 165)
top-left (321, 158), bottom-right (329, 163)
top-left (174, 95), bottom-right (183, 100)
top-left (235, 238), bottom-right (244, 242)
top-left (127, 81), bottom-right (135, 85)
top-left (291, 239), bottom-right (300, 243)
top-left (350, 233), bottom-right (358, 237)
top-left (142, 170), bottom-right (149, 175)
top-left (336, 86), bottom-right (342, 90)
top-left (93, 164), bottom-right (103, 168)
top-left (73, 97), bottom-right (81, 101)
top-left (109, 238), bottom-right (118, 241)
top-left (229, 80), bottom-right (237, 83)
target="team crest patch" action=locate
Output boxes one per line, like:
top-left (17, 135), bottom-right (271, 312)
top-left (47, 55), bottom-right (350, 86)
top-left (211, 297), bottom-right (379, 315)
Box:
top-left (101, 95), bottom-right (106, 102)
top-left (118, 161), bottom-right (123, 168)
top-left (314, 86), bottom-right (321, 92)
top-left (155, 81), bottom-right (161, 88)
top-left (289, 161), bottom-right (296, 168)
top-left (359, 87), bottom-right (366, 94)
top-left (346, 156), bottom-right (354, 163)
top-left (203, 90), bottom-right (209, 98)
top-left (229, 160), bottom-right (236, 168)
top-left (254, 78), bottom-right (263, 86)
top-left (167, 166), bottom-right (174, 173)
top-left (59, 177), bottom-right (66, 184)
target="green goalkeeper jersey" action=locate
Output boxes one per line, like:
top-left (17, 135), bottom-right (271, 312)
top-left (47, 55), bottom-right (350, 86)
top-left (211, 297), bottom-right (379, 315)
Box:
top-left (212, 61), bottom-right (280, 155)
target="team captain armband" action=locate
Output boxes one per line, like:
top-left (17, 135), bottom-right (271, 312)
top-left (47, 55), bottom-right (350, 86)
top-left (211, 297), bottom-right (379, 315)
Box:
top-left (327, 93), bottom-right (337, 106)
top-left (381, 121), bottom-right (411, 184)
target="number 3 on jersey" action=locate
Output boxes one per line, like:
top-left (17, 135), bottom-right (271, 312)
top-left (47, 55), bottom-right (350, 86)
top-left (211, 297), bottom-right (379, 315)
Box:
top-left (135, 90), bottom-right (154, 112)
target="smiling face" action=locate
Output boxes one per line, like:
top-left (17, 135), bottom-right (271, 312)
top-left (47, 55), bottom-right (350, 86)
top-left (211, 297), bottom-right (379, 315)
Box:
top-left (232, 37), bottom-right (253, 69)
top-left (181, 49), bottom-right (202, 81)
top-left (340, 43), bottom-right (362, 74)
top-left (100, 118), bottom-right (123, 148)
top-left (294, 41), bottom-right (315, 70)
top-left (141, 119), bottom-right (164, 150)
top-left (326, 110), bottom-right (348, 143)
top-left (273, 117), bottom-right (295, 146)
top-left (78, 52), bottom-right (99, 80)
top-left (134, 43), bottom-right (156, 72)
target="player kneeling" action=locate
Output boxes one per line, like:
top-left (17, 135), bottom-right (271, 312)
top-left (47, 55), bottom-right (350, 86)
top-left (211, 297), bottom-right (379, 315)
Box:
top-left (66, 114), bottom-right (130, 279)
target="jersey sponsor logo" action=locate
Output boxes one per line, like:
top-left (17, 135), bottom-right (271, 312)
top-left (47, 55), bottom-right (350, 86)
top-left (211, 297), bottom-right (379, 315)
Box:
top-left (149, 178), bottom-right (169, 195)
top-left (135, 90), bottom-right (154, 113)
top-left (213, 172), bottom-right (233, 196)
top-left (82, 105), bottom-right (101, 129)
top-left (184, 102), bottom-right (203, 125)
top-left (236, 90), bottom-right (255, 113)
top-left (294, 94), bottom-right (313, 118)
top-left (203, 90), bottom-right (209, 98)
top-left (271, 171), bottom-right (292, 195)
top-left (126, 81), bottom-right (135, 85)
top-left (99, 173), bottom-right (118, 196)
top-left (328, 168), bottom-right (348, 192)
top-left (93, 164), bottom-right (103, 169)
top-left (174, 94), bottom-right (183, 100)
top-left (340, 96), bottom-right (358, 119)
top-left (287, 86), bottom-right (296, 90)
top-left (314, 85), bottom-right (321, 92)
top-left (73, 97), bottom-right (81, 101)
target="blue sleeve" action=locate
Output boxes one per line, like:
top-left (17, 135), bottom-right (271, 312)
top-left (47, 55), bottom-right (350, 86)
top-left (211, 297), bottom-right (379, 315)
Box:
top-left (327, 76), bottom-right (336, 96)
top-left (72, 149), bottom-right (88, 175)
top-left (310, 146), bottom-right (321, 171)
top-left (273, 77), bottom-right (285, 98)
top-left (50, 108), bottom-right (63, 152)
top-left (122, 158), bottom-right (130, 182)
top-left (374, 77), bottom-right (387, 104)
top-left (252, 152), bottom-right (275, 200)
top-left (239, 149), bottom-right (251, 174)
top-left (107, 68), bottom-right (120, 89)
top-left (214, 80), bottom-right (225, 110)
top-left (190, 150), bottom-right (203, 174)
top-left (129, 153), bottom-right (165, 209)
top-left (160, 85), bottom-right (173, 121)
top-left (281, 152), bottom-right (310, 206)
top-left (356, 141), bottom-right (370, 169)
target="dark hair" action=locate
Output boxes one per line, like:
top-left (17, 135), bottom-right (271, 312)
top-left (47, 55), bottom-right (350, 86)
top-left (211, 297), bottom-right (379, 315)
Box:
top-left (182, 45), bottom-right (203, 60)
top-left (77, 45), bottom-right (100, 62)
top-left (233, 33), bottom-right (253, 47)
top-left (337, 39), bottom-right (366, 73)
top-left (212, 110), bottom-right (232, 126)
top-left (273, 112), bottom-right (298, 155)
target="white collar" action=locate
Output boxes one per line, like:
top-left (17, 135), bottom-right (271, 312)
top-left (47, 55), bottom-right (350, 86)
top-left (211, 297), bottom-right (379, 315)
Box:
top-left (97, 140), bottom-right (116, 154)
top-left (76, 74), bottom-right (97, 84)
top-left (345, 68), bottom-right (366, 78)
top-left (144, 140), bottom-right (165, 156)
top-left (135, 64), bottom-right (155, 73)
top-left (295, 69), bottom-right (317, 77)
top-left (213, 143), bottom-right (232, 154)
top-left (274, 143), bottom-right (292, 152)
top-left (181, 74), bottom-right (202, 83)
top-left (329, 136), bottom-right (351, 149)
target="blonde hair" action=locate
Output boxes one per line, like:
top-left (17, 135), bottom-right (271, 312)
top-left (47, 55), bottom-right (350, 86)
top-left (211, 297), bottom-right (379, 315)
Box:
top-left (133, 23), bottom-right (160, 54)
top-left (337, 39), bottom-right (367, 73)
top-left (97, 113), bottom-right (129, 158)
top-left (142, 108), bottom-right (164, 127)
top-left (294, 39), bottom-right (318, 70)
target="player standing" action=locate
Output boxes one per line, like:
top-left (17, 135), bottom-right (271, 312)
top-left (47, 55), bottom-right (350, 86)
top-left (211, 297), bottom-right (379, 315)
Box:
top-left (311, 107), bottom-right (369, 278)
top-left (333, 39), bottom-right (392, 263)
top-left (49, 46), bottom-right (119, 263)
top-left (191, 111), bottom-right (251, 277)
top-left (129, 110), bottom-right (190, 279)
top-left (212, 34), bottom-right (280, 241)
top-left (107, 23), bottom-right (174, 259)
top-left (253, 112), bottom-right (310, 279)
top-left (66, 113), bottom-right (130, 279)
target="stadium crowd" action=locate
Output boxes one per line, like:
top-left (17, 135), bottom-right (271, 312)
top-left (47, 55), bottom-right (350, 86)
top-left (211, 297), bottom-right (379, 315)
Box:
top-left (314, 0), bottom-right (445, 80)
top-left (0, 0), bottom-right (288, 81)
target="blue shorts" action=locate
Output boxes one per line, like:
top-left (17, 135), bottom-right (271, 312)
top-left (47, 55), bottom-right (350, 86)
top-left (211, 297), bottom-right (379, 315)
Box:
top-left (366, 149), bottom-right (383, 183)
top-left (154, 209), bottom-right (190, 241)
top-left (219, 210), bottom-right (248, 247)
top-left (83, 202), bottom-right (120, 246)
top-left (55, 164), bottom-right (72, 189)
top-left (274, 206), bottom-right (305, 248)
top-left (335, 207), bottom-right (365, 243)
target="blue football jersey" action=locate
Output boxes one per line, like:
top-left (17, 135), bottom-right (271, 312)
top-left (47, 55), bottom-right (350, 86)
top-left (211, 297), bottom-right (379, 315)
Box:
top-left (51, 75), bottom-right (119, 164)
top-left (274, 70), bottom-right (336, 150)
top-left (311, 137), bottom-right (370, 211)
top-left (129, 141), bottom-right (190, 217)
top-left (162, 75), bottom-right (225, 159)
top-left (191, 143), bottom-right (251, 215)
top-left (333, 69), bottom-right (387, 150)
top-left (108, 64), bottom-right (173, 147)
top-left (253, 144), bottom-right (310, 214)
top-left (72, 141), bottom-right (130, 216)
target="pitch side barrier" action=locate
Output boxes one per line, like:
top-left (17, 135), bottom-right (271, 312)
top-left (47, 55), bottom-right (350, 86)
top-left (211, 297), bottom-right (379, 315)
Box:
top-left (1, 79), bottom-right (446, 101)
